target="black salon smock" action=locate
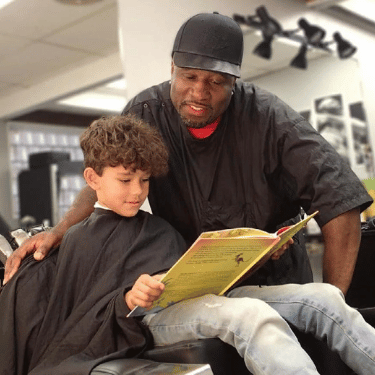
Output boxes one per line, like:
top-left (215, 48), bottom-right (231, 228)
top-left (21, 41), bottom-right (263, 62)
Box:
top-left (123, 80), bottom-right (372, 286)
top-left (0, 209), bottom-right (186, 375)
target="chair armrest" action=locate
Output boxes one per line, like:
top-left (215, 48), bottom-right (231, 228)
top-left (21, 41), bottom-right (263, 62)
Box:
top-left (142, 338), bottom-right (248, 375)
top-left (358, 307), bottom-right (375, 328)
top-left (90, 358), bottom-right (212, 375)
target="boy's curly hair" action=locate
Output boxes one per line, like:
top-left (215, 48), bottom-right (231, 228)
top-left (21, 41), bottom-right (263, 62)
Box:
top-left (80, 114), bottom-right (168, 176)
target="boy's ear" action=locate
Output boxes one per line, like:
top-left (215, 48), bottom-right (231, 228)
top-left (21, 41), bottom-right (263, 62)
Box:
top-left (84, 167), bottom-right (100, 191)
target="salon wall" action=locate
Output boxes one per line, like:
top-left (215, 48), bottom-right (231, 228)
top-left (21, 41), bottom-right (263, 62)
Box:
top-left (118, 0), bottom-right (307, 99)
top-left (250, 56), bottom-right (362, 113)
top-left (118, 0), bottom-right (375, 152)
top-left (0, 122), bottom-right (12, 226)
top-left (251, 55), bottom-right (374, 181)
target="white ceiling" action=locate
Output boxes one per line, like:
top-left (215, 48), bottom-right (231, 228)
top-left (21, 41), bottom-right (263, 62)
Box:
top-left (0, 0), bottom-right (369, 120)
top-left (0, 0), bottom-right (118, 100)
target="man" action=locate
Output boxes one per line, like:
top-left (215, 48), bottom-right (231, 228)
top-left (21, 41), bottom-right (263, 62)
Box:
top-left (4, 13), bottom-right (372, 295)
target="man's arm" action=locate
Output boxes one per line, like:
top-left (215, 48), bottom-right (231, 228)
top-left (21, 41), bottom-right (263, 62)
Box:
top-left (321, 207), bottom-right (361, 295)
top-left (4, 185), bottom-right (97, 284)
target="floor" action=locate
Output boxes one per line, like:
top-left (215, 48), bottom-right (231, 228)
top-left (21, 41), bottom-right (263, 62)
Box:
top-left (306, 241), bottom-right (324, 283)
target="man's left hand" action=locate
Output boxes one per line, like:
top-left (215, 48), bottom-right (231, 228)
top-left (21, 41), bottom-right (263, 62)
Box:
top-left (271, 238), bottom-right (294, 260)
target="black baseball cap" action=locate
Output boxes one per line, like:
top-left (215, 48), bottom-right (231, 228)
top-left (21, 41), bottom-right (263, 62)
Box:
top-left (172, 13), bottom-right (243, 78)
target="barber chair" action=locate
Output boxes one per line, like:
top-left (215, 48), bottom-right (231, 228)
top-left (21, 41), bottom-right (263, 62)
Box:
top-left (91, 327), bottom-right (358, 375)
top-left (1, 226), bottom-right (375, 375)
top-left (91, 218), bottom-right (375, 375)
top-left (92, 305), bottom-right (375, 375)
top-left (346, 221), bottom-right (375, 309)
top-left (91, 358), bottom-right (213, 375)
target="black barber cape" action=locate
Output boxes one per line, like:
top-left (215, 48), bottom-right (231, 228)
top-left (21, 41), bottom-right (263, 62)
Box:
top-left (123, 81), bottom-right (373, 286)
top-left (0, 208), bottom-right (186, 375)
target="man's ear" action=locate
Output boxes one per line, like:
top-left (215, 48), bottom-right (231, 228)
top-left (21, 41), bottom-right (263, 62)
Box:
top-left (232, 77), bottom-right (237, 90)
top-left (84, 167), bottom-right (100, 191)
top-left (171, 60), bottom-right (175, 76)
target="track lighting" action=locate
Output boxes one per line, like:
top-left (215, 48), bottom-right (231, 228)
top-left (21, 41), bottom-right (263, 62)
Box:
top-left (233, 7), bottom-right (357, 70)
top-left (298, 18), bottom-right (326, 45)
top-left (290, 44), bottom-right (308, 69)
top-left (253, 37), bottom-right (273, 59)
top-left (256, 6), bottom-right (282, 39)
top-left (333, 32), bottom-right (357, 59)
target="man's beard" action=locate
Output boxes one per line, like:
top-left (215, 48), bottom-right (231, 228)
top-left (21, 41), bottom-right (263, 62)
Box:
top-left (177, 104), bottom-right (215, 129)
top-left (179, 115), bottom-right (212, 129)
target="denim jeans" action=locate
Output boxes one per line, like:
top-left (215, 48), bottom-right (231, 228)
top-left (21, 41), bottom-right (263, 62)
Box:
top-left (143, 283), bottom-right (375, 375)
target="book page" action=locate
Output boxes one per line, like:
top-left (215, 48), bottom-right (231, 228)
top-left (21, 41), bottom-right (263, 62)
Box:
top-left (128, 236), bottom-right (280, 317)
top-left (200, 227), bottom-right (273, 239)
top-left (128, 211), bottom-right (318, 317)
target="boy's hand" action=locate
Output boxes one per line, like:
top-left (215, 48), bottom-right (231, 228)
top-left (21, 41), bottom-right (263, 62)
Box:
top-left (125, 274), bottom-right (165, 311)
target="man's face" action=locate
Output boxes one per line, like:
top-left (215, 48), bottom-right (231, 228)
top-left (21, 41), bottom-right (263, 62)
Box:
top-left (170, 63), bottom-right (236, 128)
top-left (93, 165), bottom-right (150, 217)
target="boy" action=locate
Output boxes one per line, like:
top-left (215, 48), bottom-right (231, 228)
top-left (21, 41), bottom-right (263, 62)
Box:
top-left (1, 115), bottom-right (374, 375)
top-left (0, 114), bottom-right (185, 374)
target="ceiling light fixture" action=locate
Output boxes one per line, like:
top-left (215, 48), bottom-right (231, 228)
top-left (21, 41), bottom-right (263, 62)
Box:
top-left (333, 32), bottom-right (357, 58)
top-left (298, 18), bottom-right (326, 45)
top-left (55, 0), bottom-right (104, 5)
top-left (233, 6), bottom-right (357, 70)
top-left (256, 6), bottom-right (282, 40)
top-left (237, 6), bottom-right (282, 62)
top-left (0, 0), bottom-right (15, 10)
top-left (253, 37), bottom-right (273, 59)
top-left (58, 92), bottom-right (126, 113)
top-left (290, 44), bottom-right (308, 69)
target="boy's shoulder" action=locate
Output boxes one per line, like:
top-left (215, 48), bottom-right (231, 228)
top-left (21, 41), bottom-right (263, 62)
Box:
top-left (63, 209), bottom-right (179, 240)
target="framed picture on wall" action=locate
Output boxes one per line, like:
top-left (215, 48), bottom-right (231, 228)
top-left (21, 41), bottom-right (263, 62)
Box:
top-left (315, 94), bottom-right (343, 116)
top-left (311, 94), bottom-right (374, 180)
top-left (314, 94), bottom-right (350, 164)
top-left (349, 102), bottom-right (374, 177)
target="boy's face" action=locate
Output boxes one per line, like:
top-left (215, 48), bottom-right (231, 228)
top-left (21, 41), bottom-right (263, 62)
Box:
top-left (87, 165), bottom-right (150, 217)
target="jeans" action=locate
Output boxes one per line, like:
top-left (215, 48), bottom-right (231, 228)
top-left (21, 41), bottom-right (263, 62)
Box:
top-left (143, 283), bottom-right (375, 375)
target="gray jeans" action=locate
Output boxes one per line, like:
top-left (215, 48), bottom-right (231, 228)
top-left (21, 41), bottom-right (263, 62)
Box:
top-left (143, 283), bottom-right (375, 375)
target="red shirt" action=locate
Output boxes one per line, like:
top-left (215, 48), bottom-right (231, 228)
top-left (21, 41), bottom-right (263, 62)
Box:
top-left (187, 117), bottom-right (220, 139)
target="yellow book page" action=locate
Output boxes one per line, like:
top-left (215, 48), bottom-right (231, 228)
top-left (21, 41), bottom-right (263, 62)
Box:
top-left (151, 235), bottom-right (280, 310)
top-left (128, 211), bottom-right (319, 317)
top-left (200, 227), bottom-right (273, 239)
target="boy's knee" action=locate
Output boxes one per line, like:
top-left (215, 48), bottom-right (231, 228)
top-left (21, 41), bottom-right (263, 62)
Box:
top-left (307, 283), bottom-right (344, 301)
top-left (226, 297), bottom-right (283, 324)
top-left (297, 283), bottom-right (345, 311)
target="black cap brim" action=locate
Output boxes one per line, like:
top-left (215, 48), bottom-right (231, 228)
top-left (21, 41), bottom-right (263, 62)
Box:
top-left (174, 52), bottom-right (241, 78)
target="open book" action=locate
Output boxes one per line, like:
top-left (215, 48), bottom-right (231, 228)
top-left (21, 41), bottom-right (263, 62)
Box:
top-left (128, 211), bottom-right (318, 317)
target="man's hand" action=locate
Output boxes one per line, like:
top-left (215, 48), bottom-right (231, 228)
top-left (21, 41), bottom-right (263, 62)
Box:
top-left (271, 238), bottom-right (294, 260)
top-left (125, 274), bottom-right (165, 311)
top-left (3, 229), bottom-right (62, 285)
top-left (4, 185), bottom-right (97, 285)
